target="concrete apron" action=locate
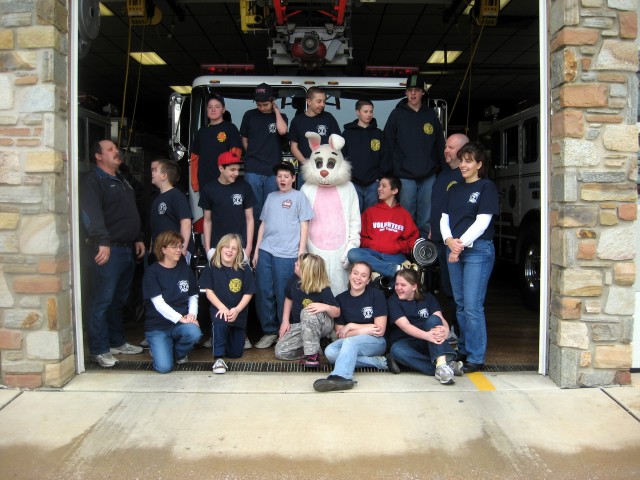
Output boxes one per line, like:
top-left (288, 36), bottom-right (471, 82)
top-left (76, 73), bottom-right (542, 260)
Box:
top-left (0, 372), bottom-right (639, 480)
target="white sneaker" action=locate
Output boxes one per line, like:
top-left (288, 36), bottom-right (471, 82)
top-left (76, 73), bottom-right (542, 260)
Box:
top-left (91, 352), bottom-right (118, 368)
top-left (212, 358), bottom-right (228, 374)
top-left (139, 338), bottom-right (149, 348)
top-left (435, 363), bottom-right (456, 385)
top-left (244, 336), bottom-right (252, 349)
top-left (176, 355), bottom-right (188, 365)
top-left (203, 337), bottom-right (212, 348)
top-left (110, 342), bottom-right (143, 355)
top-left (255, 334), bottom-right (278, 349)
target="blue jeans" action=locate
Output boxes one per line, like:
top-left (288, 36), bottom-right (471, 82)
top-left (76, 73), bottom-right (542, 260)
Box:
top-left (447, 239), bottom-right (495, 364)
top-left (255, 250), bottom-right (296, 334)
top-left (324, 335), bottom-right (387, 380)
top-left (213, 322), bottom-right (245, 358)
top-left (389, 314), bottom-right (456, 375)
top-left (399, 175), bottom-right (436, 239)
top-left (354, 182), bottom-right (379, 213)
top-left (245, 172), bottom-right (277, 226)
top-left (88, 245), bottom-right (135, 355)
top-left (146, 322), bottom-right (202, 373)
top-left (347, 248), bottom-right (406, 278)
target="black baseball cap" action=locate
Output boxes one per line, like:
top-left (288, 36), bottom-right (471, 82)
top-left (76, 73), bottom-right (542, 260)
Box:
top-left (254, 83), bottom-right (273, 102)
top-left (272, 161), bottom-right (296, 176)
top-left (405, 74), bottom-right (426, 91)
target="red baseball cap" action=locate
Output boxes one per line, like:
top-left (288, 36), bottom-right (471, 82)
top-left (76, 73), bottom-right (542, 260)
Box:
top-left (218, 151), bottom-right (242, 167)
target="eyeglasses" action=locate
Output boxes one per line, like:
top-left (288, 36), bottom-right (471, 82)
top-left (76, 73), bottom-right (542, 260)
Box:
top-left (164, 244), bottom-right (183, 250)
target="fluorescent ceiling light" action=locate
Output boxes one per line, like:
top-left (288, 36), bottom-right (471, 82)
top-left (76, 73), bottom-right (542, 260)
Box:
top-left (129, 52), bottom-right (166, 65)
top-left (171, 86), bottom-right (192, 94)
top-left (99, 3), bottom-right (115, 17)
top-left (427, 50), bottom-right (462, 64)
top-left (463, 0), bottom-right (511, 15)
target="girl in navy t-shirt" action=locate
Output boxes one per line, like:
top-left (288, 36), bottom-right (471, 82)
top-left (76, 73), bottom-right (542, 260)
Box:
top-left (440, 142), bottom-right (499, 373)
top-left (200, 233), bottom-right (256, 374)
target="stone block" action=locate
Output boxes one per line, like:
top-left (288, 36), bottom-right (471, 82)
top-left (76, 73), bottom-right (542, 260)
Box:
top-left (548, 343), bottom-right (580, 388)
top-left (13, 275), bottom-right (62, 293)
top-left (25, 150), bottom-right (63, 172)
top-left (0, 149), bottom-right (20, 185)
top-left (554, 268), bottom-right (602, 296)
top-left (16, 25), bottom-right (59, 49)
top-left (582, 17), bottom-right (614, 28)
top-left (584, 299), bottom-right (601, 313)
top-left (551, 48), bottom-right (578, 87)
top-left (26, 330), bottom-right (60, 360)
top-left (617, 203), bottom-right (636, 220)
top-left (556, 139), bottom-right (599, 167)
top-left (585, 113), bottom-right (623, 123)
top-left (0, 29), bottom-right (13, 49)
top-left (37, 255), bottom-right (69, 274)
top-left (0, 269), bottom-right (14, 307)
top-left (602, 124), bottom-right (638, 152)
top-left (608, 0), bottom-right (636, 11)
top-left (43, 113), bottom-right (67, 150)
top-left (615, 370), bottom-right (632, 385)
top-left (599, 209), bottom-right (618, 225)
top-left (21, 85), bottom-right (55, 113)
top-left (550, 0), bottom-right (579, 35)
top-left (597, 223), bottom-right (635, 260)
top-left (550, 295), bottom-right (581, 319)
top-left (581, 183), bottom-right (637, 202)
top-left (604, 285), bottom-right (634, 314)
top-left (594, 344), bottom-right (632, 368)
top-left (551, 171), bottom-right (578, 202)
top-left (559, 84), bottom-right (608, 107)
top-left (0, 73), bottom-right (14, 109)
top-left (551, 228), bottom-right (577, 267)
top-left (3, 309), bottom-right (42, 329)
top-left (579, 170), bottom-right (627, 183)
top-left (608, 83), bottom-right (627, 97)
top-left (592, 39), bottom-right (638, 71)
top-left (557, 320), bottom-right (589, 349)
top-left (579, 350), bottom-right (592, 367)
top-left (619, 11), bottom-right (637, 39)
top-left (44, 354), bottom-right (75, 387)
top-left (1, 360), bottom-right (44, 373)
top-left (0, 231), bottom-right (19, 253)
top-left (591, 323), bottom-right (620, 341)
top-left (2, 374), bottom-right (42, 389)
top-left (613, 262), bottom-right (635, 285)
top-left (0, 212), bottom-right (19, 229)
top-left (0, 328), bottom-right (22, 349)
top-left (18, 214), bottom-right (60, 255)
top-left (577, 239), bottom-right (597, 259)
top-left (577, 370), bottom-right (616, 387)
top-left (551, 109), bottom-right (583, 137)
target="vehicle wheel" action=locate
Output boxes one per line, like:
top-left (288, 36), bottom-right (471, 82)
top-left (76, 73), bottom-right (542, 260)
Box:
top-left (519, 229), bottom-right (540, 310)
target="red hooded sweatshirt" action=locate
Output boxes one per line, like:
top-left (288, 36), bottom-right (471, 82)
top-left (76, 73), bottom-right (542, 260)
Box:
top-left (360, 202), bottom-right (419, 255)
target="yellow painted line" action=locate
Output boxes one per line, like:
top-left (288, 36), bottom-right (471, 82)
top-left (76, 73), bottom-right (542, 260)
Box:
top-left (467, 372), bottom-right (496, 391)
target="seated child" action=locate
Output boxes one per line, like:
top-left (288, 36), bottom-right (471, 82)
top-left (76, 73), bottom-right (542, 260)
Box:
top-left (199, 233), bottom-right (256, 374)
top-left (275, 253), bottom-right (340, 366)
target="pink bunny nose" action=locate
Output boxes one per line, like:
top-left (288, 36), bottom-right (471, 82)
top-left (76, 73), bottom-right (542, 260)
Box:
top-left (320, 170), bottom-right (329, 178)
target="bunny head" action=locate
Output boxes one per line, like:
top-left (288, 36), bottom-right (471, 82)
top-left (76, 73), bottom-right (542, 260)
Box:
top-left (301, 132), bottom-right (352, 187)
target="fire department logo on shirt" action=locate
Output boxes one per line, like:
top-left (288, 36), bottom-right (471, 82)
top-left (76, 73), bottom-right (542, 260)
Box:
top-left (468, 192), bottom-right (480, 204)
top-left (178, 280), bottom-right (189, 293)
top-left (423, 123), bottom-right (434, 135)
top-left (316, 125), bottom-right (327, 136)
top-left (370, 139), bottom-right (380, 152)
top-left (362, 306), bottom-right (373, 319)
top-left (217, 132), bottom-right (227, 142)
top-left (157, 202), bottom-right (167, 215)
top-left (232, 193), bottom-right (243, 205)
top-left (229, 278), bottom-right (242, 293)
top-left (268, 122), bottom-right (277, 134)
top-left (418, 308), bottom-right (429, 318)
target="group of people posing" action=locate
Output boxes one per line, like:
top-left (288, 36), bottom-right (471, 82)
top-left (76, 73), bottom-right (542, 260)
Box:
top-left (80, 75), bottom-right (499, 391)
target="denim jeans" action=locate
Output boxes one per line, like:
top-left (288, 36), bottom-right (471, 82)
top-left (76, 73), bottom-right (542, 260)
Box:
top-left (88, 245), bottom-right (135, 355)
top-left (245, 172), bottom-right (277, 226)
top-left (324, 335), bottom-right (387, 380)
top-left (347, 248), bottom-right (406, 278)
top-left (353, 182), bottom-right (379, 213)
top-left (255, 250), bottom-right (296, 334)
top-left (213, 322), bottom-right (245, 359)
top-left (447, 239), bottom-right (495, 364)
top-left (399, 175), bottom-right (436, 239)
top-left (146, 322), bottom-right (202, 373)
top-left (389, 314), bottom-right (456, 375)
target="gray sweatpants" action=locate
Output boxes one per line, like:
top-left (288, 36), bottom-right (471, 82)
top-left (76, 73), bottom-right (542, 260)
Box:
top-left (274, 310), bottom-right (334, 360)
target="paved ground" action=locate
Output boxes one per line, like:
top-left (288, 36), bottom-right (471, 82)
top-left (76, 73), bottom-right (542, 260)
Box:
top-left (1, 371), bottom-right (639, 479)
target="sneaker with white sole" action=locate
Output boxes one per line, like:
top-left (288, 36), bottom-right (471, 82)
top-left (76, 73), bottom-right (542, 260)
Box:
top-left (449, 360), bottom-right (464, 377)
top-left (212, 358), bottom-right (228, 374)
top-left (110, 342), bottom-right (143, 355)
top-left (139, 338), bottom-right (149, 348)
top-left (91, 352), bottom-right (118, 368)
top-left (255, 334), bottom-right (278, 349)
top-left (244, 336), bottom-right (252, 349)
top-left (435, 362), bottom-right (456, 385)
top-left (203, 337), bottom-right (212, 348)
top-left (176, 355), bottom-right (188, 365)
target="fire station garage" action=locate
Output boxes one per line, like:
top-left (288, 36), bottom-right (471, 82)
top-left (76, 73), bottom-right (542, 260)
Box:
top-left (0, 1), bottom-right (637, 388)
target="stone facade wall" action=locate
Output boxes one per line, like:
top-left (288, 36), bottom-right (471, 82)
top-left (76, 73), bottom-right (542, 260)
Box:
top-left (548, 0), bottom-right (638, 387)
top-left (0, 0), bottom-right (73, 388)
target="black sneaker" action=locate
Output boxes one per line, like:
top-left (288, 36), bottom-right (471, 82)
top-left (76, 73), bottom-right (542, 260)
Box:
top-left (313, 375), bottom-right (356, 392)
top-left (385, 353), bottom-right (401, 374)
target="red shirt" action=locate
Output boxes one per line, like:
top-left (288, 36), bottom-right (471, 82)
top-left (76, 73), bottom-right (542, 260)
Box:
top-left (360, 202), bottom-right (419, 255)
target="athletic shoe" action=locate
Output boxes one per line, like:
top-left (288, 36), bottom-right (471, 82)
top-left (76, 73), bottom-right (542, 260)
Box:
top-left (91, 353), bottom-right (118, 368)
top-left (212, 358), bottom-right (228, 374)
top-left (176, 355), bottom-right (188, 365)
top-left (385, 352), bottom-right (401, 374)
top-left (244, 336), bottom-right (252, 349)
top-left (449, 360), bottom-right (464, 377)
top-left (203, 337), bottom-right (212, 348)
top-left (313, 375), bottom-right (356, 392)
top-left (139, 338), bottom-right (149, 349)
top-left (302, 353), bottom-right (320, 367)
top-left (435, 362), bottom-right (456, 385)
top-left (110, 342), bottom-right (143, 355)
top-left (255, 334), bottom-right (278, 349)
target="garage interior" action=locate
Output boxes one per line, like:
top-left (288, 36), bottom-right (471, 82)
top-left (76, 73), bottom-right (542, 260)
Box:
top-left (77, 0), bottom-right (541, 370)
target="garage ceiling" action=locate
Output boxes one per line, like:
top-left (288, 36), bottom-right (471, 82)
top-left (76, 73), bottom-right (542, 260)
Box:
top-left (79, 0), bottom-right (539, 136)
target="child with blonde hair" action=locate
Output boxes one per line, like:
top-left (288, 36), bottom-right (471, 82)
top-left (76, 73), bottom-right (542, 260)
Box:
top-left (275, 253), bottom-right (340, 366)
top-left (199, 234), bottom-right (256, 374)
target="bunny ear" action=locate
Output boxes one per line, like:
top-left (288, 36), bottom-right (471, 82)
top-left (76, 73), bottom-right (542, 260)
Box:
top-left (328, 134), bottom-right (345, 151)
top-left (305, 131), bottom-right (321, 151)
